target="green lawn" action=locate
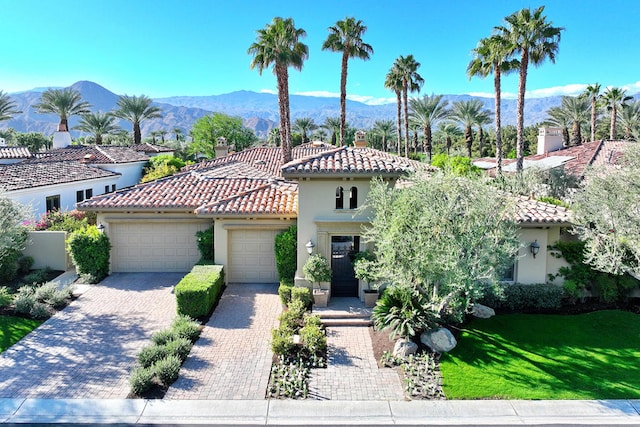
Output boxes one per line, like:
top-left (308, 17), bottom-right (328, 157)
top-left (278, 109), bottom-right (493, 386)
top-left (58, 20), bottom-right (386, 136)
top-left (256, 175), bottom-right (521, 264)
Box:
top-left (440, 310), bottom-right (640, 399)
top-left (0, 316), bottom-right (43, 353)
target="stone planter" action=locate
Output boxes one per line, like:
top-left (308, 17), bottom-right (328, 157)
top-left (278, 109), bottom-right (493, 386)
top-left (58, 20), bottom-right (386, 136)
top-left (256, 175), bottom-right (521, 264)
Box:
top-left (313, 289), bottom-right (329, 307)
top-left (363, 290), bottom-right (379, 307)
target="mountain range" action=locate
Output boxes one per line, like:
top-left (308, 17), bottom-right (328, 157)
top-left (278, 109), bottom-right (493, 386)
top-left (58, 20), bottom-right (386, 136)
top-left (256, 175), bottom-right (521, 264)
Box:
top-left (1, 80), bottom-right (571, 140)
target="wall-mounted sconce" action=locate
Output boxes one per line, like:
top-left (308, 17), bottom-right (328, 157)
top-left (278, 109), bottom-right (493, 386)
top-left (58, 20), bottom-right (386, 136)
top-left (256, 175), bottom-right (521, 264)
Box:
top-left (530, 240), bottom-right (540, 258)
top-left (305, 240), bottom-right (315, 255)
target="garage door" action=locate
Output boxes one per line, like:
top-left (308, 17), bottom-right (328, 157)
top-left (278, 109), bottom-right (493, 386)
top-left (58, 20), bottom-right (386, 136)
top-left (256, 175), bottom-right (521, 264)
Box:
top-left (228, 229), bottom-right (280, 283)
top-left (110, 221), bottom-right (210, 272)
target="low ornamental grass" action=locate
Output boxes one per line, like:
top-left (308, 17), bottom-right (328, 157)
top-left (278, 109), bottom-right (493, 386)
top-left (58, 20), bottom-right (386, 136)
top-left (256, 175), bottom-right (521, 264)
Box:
top-left (440, 310), bottom-right (640, 399)
top-left (0, 316), bottom-right (43, 353)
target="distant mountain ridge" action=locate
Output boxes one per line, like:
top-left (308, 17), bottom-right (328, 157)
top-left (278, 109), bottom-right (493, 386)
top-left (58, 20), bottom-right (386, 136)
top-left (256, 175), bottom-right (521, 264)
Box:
top-left (2, 80), bottom-right (575, 139)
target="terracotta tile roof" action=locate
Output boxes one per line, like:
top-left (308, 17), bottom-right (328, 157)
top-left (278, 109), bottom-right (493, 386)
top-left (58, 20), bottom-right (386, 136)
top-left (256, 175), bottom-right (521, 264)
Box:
top-left (32, 145), bottom-right (148, 164)
top-left (184, 142), bottom-right (337, 177)
top-left (196, 180), bottom-right (298, 216)
top-left (130, 143), bottom-right (174, 154)
top-left (0, 161), bottom-right (119, 192)
top-left (515, 196), bottom-right (572, 224)
top-left (282, 146), bottom-right (430, 176)
top-left (0, 146), bottom-right (32, 160)
top-left (77, 171), bottom-right (272, 210)
top-left (475, 140), bottom-right (632, 178)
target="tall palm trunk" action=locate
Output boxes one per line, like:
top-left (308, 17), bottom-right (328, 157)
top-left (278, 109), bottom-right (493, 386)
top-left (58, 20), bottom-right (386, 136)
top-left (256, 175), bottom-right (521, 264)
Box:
top-left (571, 122), bottom-right (581, 146)
top-left (276, 64), bottom-right (292, 163)
top-left (478, 127), bottom-right (485, 157)
top-left (395, 90), bottom-right (402, 156)
top-left (465, 125), bottom-right (473, 158)
top-left (134, 123), bottom-right (142, 145)
top-left (590, 99), bottom-right (597, 142)
top-left (95, 134), bottom-right (103, 145)
top-left (59, 118), bottom-right (69, 132)
top-left (425, 125), bottom-right (432, 161)
top-left (494, 68), bottom-right (503, 174)
top-left (339, 51), bottom-right (348, 146)
top-left (402, 82), bottom-right (410, 157)
top-left (610, 106), bottom-right (617, 140)
top-left (446, 136), bottom-right (452, 155)
top-left (516, 50), bottom-right (529, 172)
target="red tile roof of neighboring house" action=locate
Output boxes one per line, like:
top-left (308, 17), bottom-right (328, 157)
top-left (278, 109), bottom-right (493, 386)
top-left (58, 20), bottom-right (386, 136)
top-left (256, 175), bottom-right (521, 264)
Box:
top-left (0, 146), bottom-right (32, 160)
top-left (0, 161), bottom-right (119, 192)
top-left (130, 143), bottom-right (174, 154)
top-left (475, 140), bottom-right (632, 178)
top-left (282, 146), bottom-right (431, 176)
top-left (32, 145), bottom-right (148, 164)
top-left (515, 196), bottom-right (571, 224)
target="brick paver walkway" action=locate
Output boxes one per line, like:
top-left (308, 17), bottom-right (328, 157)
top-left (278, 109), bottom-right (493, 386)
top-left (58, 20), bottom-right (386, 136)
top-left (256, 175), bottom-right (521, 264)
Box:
top-left (164, 283), bottom-right (281, 400)
top-left (0, 273), bottom-right (182, 399)
top-left (308, 327), bottom-right (404, 400)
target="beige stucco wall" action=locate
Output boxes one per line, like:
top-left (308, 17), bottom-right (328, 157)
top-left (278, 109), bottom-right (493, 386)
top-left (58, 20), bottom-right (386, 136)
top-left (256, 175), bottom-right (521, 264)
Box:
top-left (214, 217), bottom-right (295, 284)
top-left (294, 177), bottom-right (393, 299)
top-left (516, 225), bottom-right (569, 284)
top-left (23, 231), bottom-right (71, 271)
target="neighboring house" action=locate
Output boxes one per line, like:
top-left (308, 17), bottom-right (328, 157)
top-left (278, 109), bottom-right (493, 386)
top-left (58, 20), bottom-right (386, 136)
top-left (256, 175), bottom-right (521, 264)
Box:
top-left (474, 127), bottom-right (630, 178)
top-left (79, 134), bottom-right (574, 303)
top-left (0, 146), bottom-right (32, 165)
top-left (0, 136), bottom-right (149, 217)
top-left (130, 142), bottom-right (175, 158)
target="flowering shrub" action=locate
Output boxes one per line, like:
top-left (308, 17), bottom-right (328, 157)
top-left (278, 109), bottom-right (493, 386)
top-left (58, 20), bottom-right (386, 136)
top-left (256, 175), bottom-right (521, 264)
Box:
top-left (35, 209), bottom-right (95, 232)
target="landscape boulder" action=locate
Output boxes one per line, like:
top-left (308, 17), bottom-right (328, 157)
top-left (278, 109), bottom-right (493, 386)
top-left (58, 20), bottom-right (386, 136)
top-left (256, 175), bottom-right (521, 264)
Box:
top-left (420, 327), bottom-right (457, 353)
top-left (471, 303), bottom-right (495, 319)
top-left (393, 338), bottom-right (418, 357)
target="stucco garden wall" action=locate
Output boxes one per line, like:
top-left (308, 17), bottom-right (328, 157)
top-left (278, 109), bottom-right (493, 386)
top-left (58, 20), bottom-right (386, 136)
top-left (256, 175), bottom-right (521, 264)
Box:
top-left (23, 231), bottom-right (71, 271)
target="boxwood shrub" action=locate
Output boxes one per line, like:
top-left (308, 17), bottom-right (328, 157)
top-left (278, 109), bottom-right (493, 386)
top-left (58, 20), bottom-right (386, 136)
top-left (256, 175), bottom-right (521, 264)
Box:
top-left (274, 225), bottom-right (296, 285)
top-left (175, 265), bottom-right (224, 318)
top-left (479, 282), bottom-right (564, 311)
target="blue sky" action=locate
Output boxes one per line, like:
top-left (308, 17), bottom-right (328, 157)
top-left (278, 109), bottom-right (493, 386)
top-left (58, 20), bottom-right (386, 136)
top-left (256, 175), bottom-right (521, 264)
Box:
top-left (2, 0), bottom-right (639, 104)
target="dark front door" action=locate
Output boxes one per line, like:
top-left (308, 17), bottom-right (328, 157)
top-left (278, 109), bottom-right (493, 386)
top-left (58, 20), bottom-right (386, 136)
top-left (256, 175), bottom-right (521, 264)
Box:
top-left (331, 236), bottom-right (359, 297)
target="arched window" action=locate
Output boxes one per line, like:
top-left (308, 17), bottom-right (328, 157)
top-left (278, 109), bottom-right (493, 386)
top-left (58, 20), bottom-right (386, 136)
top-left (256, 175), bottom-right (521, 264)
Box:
top-left (335, 186), bottom-right (344, 209)
top-left (349, 186), bottom-right (358, 209)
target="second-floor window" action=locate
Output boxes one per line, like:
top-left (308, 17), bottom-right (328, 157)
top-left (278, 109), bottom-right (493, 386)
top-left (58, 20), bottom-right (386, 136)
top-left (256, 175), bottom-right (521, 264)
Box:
top-left (349, 186), bottom-right (358, 209)
top-left (336, 186), bottom-right (344, 209)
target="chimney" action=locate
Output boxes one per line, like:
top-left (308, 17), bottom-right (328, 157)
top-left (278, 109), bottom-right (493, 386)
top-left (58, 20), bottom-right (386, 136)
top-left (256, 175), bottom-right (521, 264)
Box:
top-left (354, 130), bottom-right (367, 148)
top-left (215, 137), bottom-right (229, 158)
top-left (537, 127), bottom-right (564, 155)
top-left (52, 130), bottom-right (72, 149)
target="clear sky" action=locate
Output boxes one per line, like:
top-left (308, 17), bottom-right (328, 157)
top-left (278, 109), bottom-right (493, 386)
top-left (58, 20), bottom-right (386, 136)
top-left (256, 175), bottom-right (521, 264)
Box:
top-left (1, 0), bottom-right (638, 105)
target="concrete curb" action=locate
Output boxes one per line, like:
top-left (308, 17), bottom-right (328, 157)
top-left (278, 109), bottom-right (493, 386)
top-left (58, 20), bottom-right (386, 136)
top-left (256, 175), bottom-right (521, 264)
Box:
top-left (1, 398), bottom-right (639, 425)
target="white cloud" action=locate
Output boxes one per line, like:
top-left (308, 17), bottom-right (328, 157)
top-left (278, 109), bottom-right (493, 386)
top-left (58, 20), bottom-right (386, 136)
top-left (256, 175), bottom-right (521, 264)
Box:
top-left (259, 88), bottom-right (277, 95)
top-left (293, 90), bottom-right (395, 105)
top-left (620, 81), bottom-right (640, 93)
top-left (526, 84), bottom-right (588, 98)
top-left (295, 90), bottom-right (339, 98)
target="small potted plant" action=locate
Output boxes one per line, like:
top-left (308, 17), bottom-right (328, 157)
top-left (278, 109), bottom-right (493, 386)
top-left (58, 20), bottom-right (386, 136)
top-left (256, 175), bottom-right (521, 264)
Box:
top-left (303, 254), bottom-right (331, 307)
top-left (353, 250), bottom-right (379, 307)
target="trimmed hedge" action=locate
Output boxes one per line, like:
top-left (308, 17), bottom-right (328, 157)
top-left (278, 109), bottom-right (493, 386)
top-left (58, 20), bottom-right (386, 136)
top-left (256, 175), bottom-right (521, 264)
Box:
top-left (175, 265), bottom-right (224, 318)
top-left (274, 225), bottom-right (297, 285)
top-left (478, 282), bottom-right (564, 311)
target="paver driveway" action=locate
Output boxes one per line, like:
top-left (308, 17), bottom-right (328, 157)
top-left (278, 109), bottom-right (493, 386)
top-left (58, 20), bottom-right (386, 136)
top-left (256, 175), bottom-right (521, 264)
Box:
top-left (0, 273), bottom-right (182, 399)
top-left (164, 283), bottom-right (281, 400)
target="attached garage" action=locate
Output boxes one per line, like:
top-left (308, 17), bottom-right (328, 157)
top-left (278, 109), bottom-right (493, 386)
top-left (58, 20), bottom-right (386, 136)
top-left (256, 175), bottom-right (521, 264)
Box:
top-left (227, 229), bottom-right (281, 283)
top-left (109, 220), bottom-right (211, 272)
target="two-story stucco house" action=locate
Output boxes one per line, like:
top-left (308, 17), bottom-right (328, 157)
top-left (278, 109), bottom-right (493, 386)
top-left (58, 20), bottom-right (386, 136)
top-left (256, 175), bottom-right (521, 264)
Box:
top-left (79, 135), bottom-right (572, 303)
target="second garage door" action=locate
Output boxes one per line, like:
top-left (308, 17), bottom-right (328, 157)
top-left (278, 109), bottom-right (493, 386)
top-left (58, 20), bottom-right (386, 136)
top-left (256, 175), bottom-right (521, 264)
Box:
top-left (110, 221), bottom-right (210, 272)
top-left (228, 229), bottom-right (280, 283)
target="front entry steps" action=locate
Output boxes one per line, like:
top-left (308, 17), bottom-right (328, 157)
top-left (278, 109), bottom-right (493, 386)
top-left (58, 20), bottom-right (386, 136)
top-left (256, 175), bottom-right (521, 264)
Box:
top-left (313, 297), bottom-right (372, 327)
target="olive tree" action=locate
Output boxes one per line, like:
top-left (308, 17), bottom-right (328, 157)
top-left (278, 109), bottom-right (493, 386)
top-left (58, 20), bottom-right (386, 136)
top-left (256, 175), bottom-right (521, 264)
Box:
top-left (572, 145), bottom-right (640, 278)
top-left (0, 195), bottom-right (31, 283)
top-left (362, 172), bottom-right (520, 329)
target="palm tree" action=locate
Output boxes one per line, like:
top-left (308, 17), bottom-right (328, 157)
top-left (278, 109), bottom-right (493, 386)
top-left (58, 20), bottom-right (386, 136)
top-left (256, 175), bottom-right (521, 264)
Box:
top-left (322, 17), bottom-right (373, 146)
top-left (467, 35), bottom-right (518, 174)
top-left (496, 6), bottom-right (563, 172)
top-left (561, 96), bottom-right (589, 145)
top-left (312, 129), bottom-right (328, 142)
top-left (409, 95), bottom-right (449, 161)
top-left (581, 83), bottom-right (601, 142)
top-left (292, 117), bottom-right (316, 143)
top-left (248, 17), bottom-right (308, 164)
top-left (451, 99), bottom-right (488, 158)
top-left (173, 127), bottom-right (184, 142)
top-left (73, 112), bottom-right (120, 145)
top-left (149, 130), bottom-right (161, 144)
top-left (322, 116), bottom-right (341, 145)
top-left (33, 87), bottom-right (91, 132)
top-left (617, 100), bottom-right (640, 141)
top-left (435, 122), bottom-right (462, 156)
top-left (159, 129), bottom-right (168, 144)
top-left (474, 110), bottom-right (493, 157)
top-left (371, 119), bottom-right (396, 152)
top-left (111, 95), bottom-right (162, 145)
top-left (544, 106), bottom-right (571, 146)
top-left (602, 87), bottom-right (632, 140)
top-left (384, 66), bottom-right (403, 155)
top-left (393, 55), bottom-right (424, 157)
top-left (267, 127), bottom-right (281, 147)
top-left (0, 91), bottom-right (21, 122)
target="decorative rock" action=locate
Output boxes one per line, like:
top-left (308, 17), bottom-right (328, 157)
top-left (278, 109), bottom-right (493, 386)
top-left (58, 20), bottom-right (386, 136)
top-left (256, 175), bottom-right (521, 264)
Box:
top-left (471, 303), bottom-right (495, 319)
top-left (420, 328), bottom-right (457, 353)
top-left (393, 338), bottom-right (418, 357)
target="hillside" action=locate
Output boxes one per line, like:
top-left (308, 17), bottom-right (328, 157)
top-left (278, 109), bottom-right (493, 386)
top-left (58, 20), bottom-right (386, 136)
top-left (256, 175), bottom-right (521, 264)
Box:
top-left (1, 80), bottom-right (569, 139)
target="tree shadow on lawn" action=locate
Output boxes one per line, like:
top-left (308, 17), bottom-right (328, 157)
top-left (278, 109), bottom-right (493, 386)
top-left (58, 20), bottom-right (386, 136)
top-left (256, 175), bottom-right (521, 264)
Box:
top-left (442, 311), bottom-right (640, 399)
